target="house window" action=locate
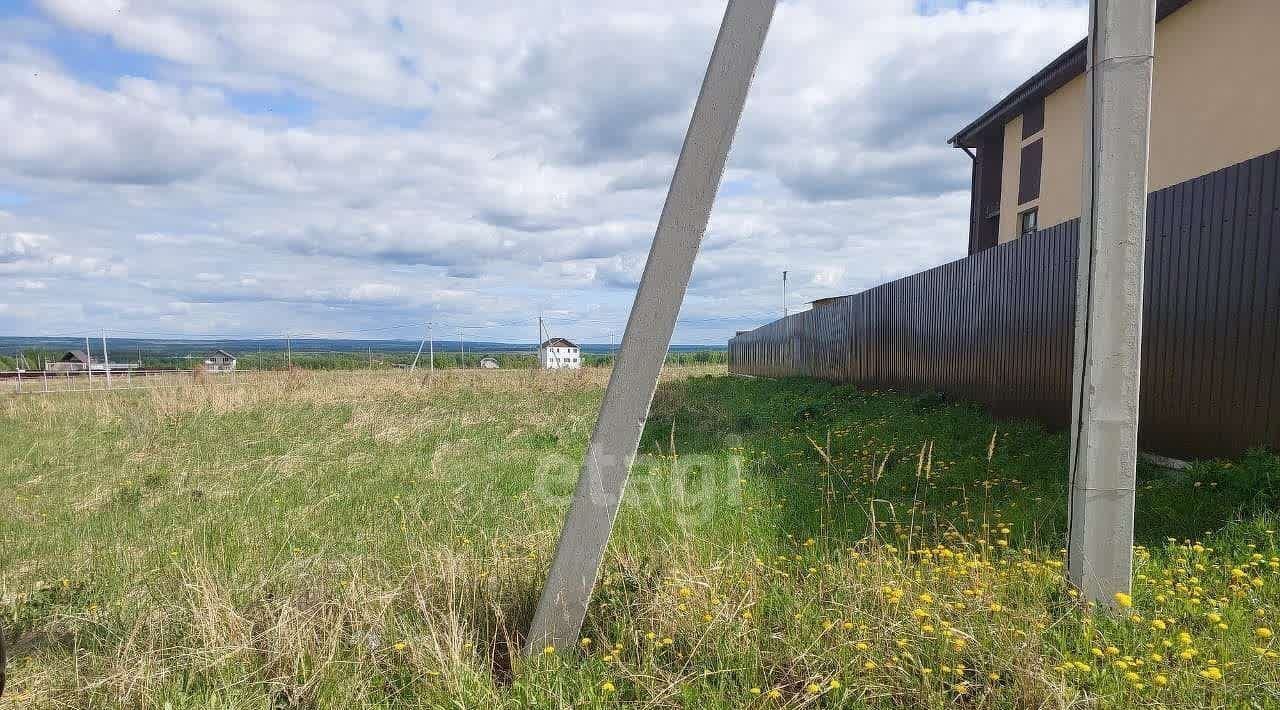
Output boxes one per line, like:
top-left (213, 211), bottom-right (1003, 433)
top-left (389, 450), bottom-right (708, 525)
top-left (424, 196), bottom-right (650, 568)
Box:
top-left (1018, 208), bottom-right (1038, 238)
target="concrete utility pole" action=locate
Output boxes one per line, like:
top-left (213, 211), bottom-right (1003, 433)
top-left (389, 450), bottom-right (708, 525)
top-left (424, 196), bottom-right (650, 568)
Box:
top-left (524, 0), bottom-right (776, 655)
top-left (1066, 0), bottom-right (1156, 605)
top-left (410, 324), bottom-right (427, 372)
top-left (459, 328), bottom-right (465, 369)
top-left (286, 332), bottom-right (292, 369)
top-left (101, 331), bottom-right (111, 389)
top-left (85, 336), bottom-right (93, 386)
top-left (428, 323), bottom-right (434, 378)
top-left (782, 270), bottom-right (788, 317)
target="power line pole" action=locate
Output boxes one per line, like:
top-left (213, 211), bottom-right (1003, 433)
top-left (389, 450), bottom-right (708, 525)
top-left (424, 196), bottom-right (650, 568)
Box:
top-left (428, 322), bottom-right (434, 379)
top-left (459, 328), bottom-right (466, 368)
top-left (410, 323), bottom-right (427, 372)
top-left (101, 330), bottom-right (112, 389)
top-left (524, 0), bottom-right (775, 655)
top-left (84, 335), bottom-right (93, 386)
top-left (538, 314), bottom-right (545, 368)
top-left (286, 332), bottom-right (292, 369)
top-left (782, 270), bottom-right (788, 318)
top-left (1066, 0), bottom-right (1156, 606)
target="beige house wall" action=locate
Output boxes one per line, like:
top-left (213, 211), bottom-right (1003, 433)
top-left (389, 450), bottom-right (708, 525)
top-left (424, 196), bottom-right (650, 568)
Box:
top-left (998, 0), bottom-right (1280, 240)
top-left (996, 115), bottom-right (1024, 243)
top-left (1038, 74), bottom-right (1085, 230)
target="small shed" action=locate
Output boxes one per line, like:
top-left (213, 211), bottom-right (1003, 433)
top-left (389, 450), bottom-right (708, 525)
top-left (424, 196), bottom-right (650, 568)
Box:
top-left (46, 350), bottom-right (91, 373)
top-left (479, 357), bottom-right (500, 369)
top-left (203, 349), bottom-right (237, 373)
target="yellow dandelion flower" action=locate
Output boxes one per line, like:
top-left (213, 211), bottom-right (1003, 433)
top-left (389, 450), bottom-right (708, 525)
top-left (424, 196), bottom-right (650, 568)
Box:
top-left (601, 681), bottom-right (615, 693)
top-left (1114, 592), bottom-right (1133, 608)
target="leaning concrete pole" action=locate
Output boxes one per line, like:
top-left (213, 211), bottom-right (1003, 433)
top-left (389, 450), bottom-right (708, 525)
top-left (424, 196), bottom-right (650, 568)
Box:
top-left (1066, 0), bottom-right (1156, 605)
top-left (524, 0), bottom-right (776, 655)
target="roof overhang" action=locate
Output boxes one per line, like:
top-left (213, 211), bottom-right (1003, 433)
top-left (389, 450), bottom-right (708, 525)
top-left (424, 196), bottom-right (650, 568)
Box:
top-left (948, 0), bottom-right (1194, 149)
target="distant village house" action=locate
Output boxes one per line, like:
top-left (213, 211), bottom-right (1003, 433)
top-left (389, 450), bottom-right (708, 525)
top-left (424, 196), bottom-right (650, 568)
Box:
top-left (538, 338), bottom-right (581, 370)
top-left (44, 350), bottom-right (139, 374)
top-left (45, 350), bottom-right (91, 373)
top-left (202, 350), bottom-right (237, 373)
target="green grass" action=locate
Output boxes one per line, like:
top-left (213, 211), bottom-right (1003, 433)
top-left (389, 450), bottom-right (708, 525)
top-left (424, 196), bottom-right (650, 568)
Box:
top-left (1, 368), bottom-right (1278, 708)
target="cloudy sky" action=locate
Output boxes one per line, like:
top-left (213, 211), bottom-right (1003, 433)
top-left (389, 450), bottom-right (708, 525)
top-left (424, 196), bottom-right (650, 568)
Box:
top-left (0, 0), bottom-right (1087, 344)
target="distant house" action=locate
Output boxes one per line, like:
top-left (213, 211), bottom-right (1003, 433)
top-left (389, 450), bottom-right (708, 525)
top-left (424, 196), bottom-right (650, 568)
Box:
top-left (46, 350), bottom-right (91, 373)
top-left (202, 349), bottom-right (237, 373)
top-left (479, 357), bottom-right (500, 369)
top-left (45, 350), bottom-right (138, 374)
top-left (538, 337), bottom-right (581, 370)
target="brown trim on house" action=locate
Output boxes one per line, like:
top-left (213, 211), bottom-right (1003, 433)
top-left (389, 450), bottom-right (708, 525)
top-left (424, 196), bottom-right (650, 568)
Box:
top-left (1021, 98), bottom-right (1045, 139)
top-left (968, 134), bottom-right (1004, 253)
top-left (1018, 139), bottom-right (1044, 204)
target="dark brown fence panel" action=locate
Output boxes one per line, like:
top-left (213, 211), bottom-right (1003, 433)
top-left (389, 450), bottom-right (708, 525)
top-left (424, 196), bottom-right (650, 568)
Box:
top-left (729, 150), bottom-right (1280, 459)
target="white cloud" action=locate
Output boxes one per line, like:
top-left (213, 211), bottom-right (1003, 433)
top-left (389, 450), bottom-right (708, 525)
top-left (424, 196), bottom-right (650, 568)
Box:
top-left (0, 232), bottom-right (50, 262)
top-left (1, 0), bottom-right (1088, 342)
top-left (348, 283), bottom-right (401, 302)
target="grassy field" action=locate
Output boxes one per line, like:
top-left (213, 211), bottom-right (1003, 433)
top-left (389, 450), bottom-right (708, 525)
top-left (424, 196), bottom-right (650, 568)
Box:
top-left (2, 367), bottom-right (1278, 708)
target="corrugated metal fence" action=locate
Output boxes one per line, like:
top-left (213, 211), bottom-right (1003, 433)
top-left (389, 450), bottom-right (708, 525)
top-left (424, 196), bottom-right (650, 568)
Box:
top-left (729, 149), bottom-right (1280, 458)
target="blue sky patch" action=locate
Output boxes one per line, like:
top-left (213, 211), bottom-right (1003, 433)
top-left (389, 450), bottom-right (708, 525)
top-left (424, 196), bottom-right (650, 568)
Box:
top-left (0, 189), bottom-right (30, 208)
top-left (11, 2), bottom-right (162, 90)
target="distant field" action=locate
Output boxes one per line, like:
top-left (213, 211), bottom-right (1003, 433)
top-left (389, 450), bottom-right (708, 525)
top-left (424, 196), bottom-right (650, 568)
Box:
top-left (1, 367), bottom-right (1278, 708)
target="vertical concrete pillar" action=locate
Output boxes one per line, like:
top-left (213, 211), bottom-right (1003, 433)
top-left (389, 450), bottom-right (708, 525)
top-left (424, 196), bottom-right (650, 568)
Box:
top-left (1067, 0), bottom-right (1156, 604)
